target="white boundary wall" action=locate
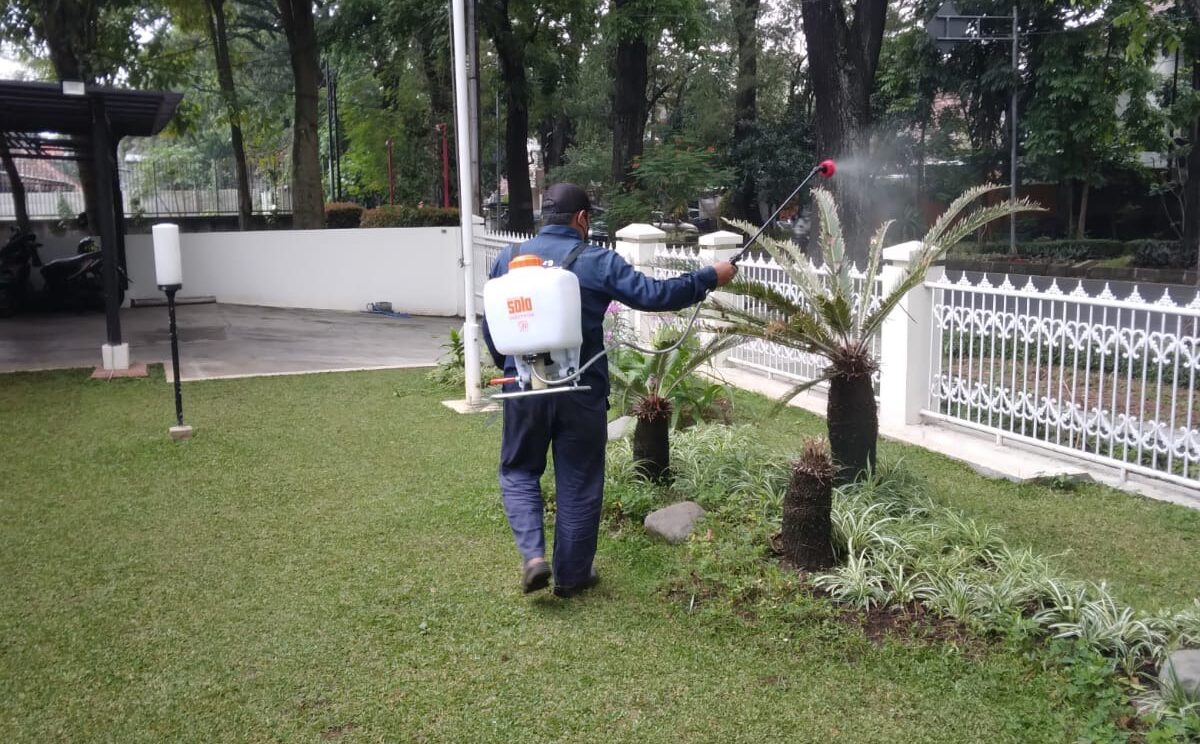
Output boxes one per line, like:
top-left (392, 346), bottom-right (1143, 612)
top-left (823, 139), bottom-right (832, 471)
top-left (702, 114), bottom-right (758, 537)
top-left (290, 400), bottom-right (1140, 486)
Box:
top-left (124, 226), bottom-right (465, 316)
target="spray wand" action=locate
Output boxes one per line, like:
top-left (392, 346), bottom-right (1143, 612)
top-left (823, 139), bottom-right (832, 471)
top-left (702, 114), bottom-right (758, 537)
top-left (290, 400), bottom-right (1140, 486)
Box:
top-left (730, 158), bottom-right (836, 266)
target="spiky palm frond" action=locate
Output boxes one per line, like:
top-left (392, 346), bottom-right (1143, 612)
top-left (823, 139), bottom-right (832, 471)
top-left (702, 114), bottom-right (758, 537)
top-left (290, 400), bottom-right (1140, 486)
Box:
top-left (659, 333), bottom-right (743, 398)
top-left (856, 219), bottom-right (893, 335)
top-left (717, 186), bottom-right (1041, 388)
top-left (811, 189), bottom-right (851, 300)
top-left (706, 290), bottom-right (842, 360)
top-left (725, 218), bottom-right (827, 299)
top-left (858, 194), bottom-right (1040, 341)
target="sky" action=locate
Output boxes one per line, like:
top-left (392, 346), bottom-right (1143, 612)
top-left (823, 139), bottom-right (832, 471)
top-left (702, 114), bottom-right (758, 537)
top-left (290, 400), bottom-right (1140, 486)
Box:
top-left (0, 45), bottom-right (30, 80)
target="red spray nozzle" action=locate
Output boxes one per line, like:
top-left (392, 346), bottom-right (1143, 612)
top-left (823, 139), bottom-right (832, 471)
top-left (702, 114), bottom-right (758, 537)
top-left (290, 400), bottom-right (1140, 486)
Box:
top-left (817, 159), bottom-right (836, 177)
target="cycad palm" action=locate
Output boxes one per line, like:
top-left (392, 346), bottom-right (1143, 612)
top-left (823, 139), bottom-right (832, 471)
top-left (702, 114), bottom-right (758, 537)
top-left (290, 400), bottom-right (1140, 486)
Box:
top-left (712, 184), bottom-right (1039, 483)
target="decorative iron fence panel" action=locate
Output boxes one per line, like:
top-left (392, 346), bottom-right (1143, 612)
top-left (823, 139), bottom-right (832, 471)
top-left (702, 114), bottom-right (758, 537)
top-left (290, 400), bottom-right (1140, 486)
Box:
top-left (926, 273), bottom-right (1200, 487)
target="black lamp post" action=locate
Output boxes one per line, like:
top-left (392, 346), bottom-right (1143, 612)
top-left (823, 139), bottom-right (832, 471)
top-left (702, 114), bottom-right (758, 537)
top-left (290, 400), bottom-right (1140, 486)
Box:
top-left (153, 223), bottom-right (192, 441)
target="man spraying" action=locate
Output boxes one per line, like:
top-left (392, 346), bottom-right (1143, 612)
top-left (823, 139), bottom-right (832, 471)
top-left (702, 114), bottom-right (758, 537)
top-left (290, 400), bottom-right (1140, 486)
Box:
top-left (482, 183), bottom-right (737, 597)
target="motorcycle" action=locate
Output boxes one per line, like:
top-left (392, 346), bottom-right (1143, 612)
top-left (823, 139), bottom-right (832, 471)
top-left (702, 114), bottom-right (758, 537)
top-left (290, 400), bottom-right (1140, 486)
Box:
top-left (0, 233), bottom-right (126, 315)
top-left (36, 236), bottom-right (127, 312)
top-left (0, 230), bottom-right (40, 317)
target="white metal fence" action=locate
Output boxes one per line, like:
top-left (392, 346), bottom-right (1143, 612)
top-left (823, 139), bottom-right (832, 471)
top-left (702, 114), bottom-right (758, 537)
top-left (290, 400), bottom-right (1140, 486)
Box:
top-left (926, 273), bottom-right (1200, 488)
top-left (0, 159), bottom-right (292, 220)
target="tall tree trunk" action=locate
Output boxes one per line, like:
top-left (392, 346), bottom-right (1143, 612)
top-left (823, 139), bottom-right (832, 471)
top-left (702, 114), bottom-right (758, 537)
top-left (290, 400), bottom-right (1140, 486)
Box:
top-left (827, 373), bottom-right (877, 485)
top-left (36, 0), bottom-right (99, 230)
top-left (416, 31), bottom-right (456, 201)
top-left (798, 0), bottom-right (886, 261)
top-left (1185, 59), bottom-right (1200, 284)
top-left (539, 114), bottom-right (574, 175)
top-left (610, 4), bottom-right (649, 187)
top-left (781, 441), bottom-right (837, 571)
top-left (730, 0), bottom-right (760, 219)
top-left (480, 0), bottom-right (534, 232)
top-left (0, 144), bottom-right (31, 234)
top-left (277, 0), bottom-right (324, 229)
top-left (1076, 179), bottom-right (1089, 239)
top-left (206, 0), bottom-right (253, 230)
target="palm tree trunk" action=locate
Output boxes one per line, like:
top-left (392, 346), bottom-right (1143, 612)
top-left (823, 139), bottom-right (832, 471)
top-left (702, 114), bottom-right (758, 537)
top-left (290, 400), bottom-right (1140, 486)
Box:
top-left (827, 373), bottom-right (877, 484)
top-left (782, 441), bottom-right (837, 570)
top-left (632, 416), bottom-right (671, 484)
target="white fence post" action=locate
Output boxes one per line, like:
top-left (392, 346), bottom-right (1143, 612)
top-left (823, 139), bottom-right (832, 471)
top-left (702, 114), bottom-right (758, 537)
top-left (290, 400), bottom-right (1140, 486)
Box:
top-left (615, 223), bottom-right (667, 346)
top-left (878, 241), bottom-right (941, 428)
top-left (698, 229), bottom-right (742, 367)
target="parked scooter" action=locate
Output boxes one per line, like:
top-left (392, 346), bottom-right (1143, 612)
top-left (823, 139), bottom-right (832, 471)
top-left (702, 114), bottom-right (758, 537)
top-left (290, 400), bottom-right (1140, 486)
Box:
top-left (0, 230), bottom-right (40, 317)
top-left (36, 236), bottom-right (126, 312)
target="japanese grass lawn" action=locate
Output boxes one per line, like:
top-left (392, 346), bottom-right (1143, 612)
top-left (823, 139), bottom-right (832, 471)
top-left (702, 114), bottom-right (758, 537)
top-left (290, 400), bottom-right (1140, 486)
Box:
top-left (2, 369), bottom-right (1197, 743)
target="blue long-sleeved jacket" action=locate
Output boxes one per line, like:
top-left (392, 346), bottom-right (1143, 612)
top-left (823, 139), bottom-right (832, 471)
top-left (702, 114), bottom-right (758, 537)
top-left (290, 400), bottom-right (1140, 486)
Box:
top-left (481, 224), bottom-right (718, 398)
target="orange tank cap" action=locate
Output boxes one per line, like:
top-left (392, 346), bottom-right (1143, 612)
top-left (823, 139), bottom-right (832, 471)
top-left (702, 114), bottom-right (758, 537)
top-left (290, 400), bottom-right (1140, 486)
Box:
top-left (508, 254), bottom-right (544, 270)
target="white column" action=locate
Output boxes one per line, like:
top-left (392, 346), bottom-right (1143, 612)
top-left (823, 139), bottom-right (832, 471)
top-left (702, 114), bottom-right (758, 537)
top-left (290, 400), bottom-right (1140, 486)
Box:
top-left (878, 240), bottom-right (939, 428)
top-left (697, 229), bottom-right (741, 263)
top-left (697, 230), bottom-right (742, 367)
top-left (451, 0), bottom-right (481, 405)
top-left (614, 223), bottom-right (666, 346)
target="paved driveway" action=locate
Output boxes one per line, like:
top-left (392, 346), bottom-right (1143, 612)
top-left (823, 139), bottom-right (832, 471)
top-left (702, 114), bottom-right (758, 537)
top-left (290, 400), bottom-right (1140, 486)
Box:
top-left (0, 303), bottom-right (459, 381)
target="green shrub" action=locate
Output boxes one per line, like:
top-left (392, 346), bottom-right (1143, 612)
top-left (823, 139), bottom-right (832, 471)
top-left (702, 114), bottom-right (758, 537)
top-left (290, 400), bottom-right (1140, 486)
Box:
top-left (954, 240), bottom-right (1127, 261)
top-left (324, 202), bottom-right (364, 229)
top-left (360, 206), bottom-right (460, 228)
top-left (1130, 240), bottom-right (1191, 269)
top-left (426, 328), bottom-right (501, 389)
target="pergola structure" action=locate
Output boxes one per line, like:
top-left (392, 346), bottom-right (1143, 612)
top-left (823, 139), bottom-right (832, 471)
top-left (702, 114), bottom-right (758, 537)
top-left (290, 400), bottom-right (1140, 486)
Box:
top-left (0, 80), bottom-right (182, 369)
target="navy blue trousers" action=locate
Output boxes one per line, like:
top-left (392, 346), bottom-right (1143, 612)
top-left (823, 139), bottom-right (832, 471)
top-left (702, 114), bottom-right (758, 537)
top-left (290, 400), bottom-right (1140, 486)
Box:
top-left (499, 392), bottom-right (607, 589)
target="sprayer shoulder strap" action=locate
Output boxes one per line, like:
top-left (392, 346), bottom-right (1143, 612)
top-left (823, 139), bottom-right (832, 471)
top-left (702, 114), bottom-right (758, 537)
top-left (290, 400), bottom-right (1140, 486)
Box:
top-left (514, 239), bottom-right (587, 272)
top-left (560, 240), bottom-right (588, 271)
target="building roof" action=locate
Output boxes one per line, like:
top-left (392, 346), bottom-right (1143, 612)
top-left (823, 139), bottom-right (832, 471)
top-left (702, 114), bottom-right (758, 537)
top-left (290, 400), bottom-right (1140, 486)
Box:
top-left (0, 80), bottom-right (181, 138)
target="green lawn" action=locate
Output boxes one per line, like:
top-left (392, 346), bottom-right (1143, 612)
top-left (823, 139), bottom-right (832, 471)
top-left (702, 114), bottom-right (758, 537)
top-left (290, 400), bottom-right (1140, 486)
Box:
top-left (0, 367), bottom-right (1196, 742)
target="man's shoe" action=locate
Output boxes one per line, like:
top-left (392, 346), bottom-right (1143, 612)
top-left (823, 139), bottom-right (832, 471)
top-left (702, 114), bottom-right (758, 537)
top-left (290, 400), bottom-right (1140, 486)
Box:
top-left (553, 567), bottom-right (600, 598)
top-left (522, 560), bottom-right (551, 594)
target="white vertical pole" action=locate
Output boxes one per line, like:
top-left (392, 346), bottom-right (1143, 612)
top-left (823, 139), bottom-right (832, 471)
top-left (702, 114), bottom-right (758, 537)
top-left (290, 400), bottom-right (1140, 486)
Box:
top-left (1010, 3), bottom-right (1019, 255)
top-left (452, 0), bottom-right (482, 405)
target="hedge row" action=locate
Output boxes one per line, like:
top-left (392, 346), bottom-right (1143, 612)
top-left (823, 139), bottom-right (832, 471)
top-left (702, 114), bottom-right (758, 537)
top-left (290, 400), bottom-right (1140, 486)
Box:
top-left (360, 206), bottom-right (460, 228)
top-left (324, 202), bottom-right (363, 228)
top-left (323, 203), bottom-right (461, 229)
top-left (954, 239), bottom-right (1191, 268)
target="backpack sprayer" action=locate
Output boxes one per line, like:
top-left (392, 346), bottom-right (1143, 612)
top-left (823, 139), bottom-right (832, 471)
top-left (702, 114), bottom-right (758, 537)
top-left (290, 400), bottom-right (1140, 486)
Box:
top-left (482, 159), bottom-right (836, 401)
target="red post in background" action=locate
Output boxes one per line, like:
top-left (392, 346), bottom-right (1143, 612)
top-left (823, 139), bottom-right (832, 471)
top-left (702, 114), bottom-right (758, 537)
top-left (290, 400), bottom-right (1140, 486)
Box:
top-left (385, 138), bottom-right (395, 206)
top-left (436, 123), bottom-right (450, 207)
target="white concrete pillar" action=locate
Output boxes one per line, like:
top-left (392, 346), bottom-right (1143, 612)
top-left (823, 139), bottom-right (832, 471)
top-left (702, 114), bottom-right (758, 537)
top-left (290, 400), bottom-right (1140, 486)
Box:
top-left (697, 229), bottom-right (741, 263)
top-left (697, 230), bottom-right (743, 367)
top-left (101, 343), bottom-right (130, 371)
top-left (878, 240), bottom-right (939, 428)
top-left (615, 223), bottom-right (666, 345)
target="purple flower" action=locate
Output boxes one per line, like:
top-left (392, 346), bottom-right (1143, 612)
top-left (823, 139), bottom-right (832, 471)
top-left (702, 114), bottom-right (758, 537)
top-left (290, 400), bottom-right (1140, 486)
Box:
top-left (605, 301), bottom-right (623, 316)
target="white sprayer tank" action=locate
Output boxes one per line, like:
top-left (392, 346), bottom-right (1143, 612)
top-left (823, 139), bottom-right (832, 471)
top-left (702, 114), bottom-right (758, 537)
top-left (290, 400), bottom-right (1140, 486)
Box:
top-left (483, 256), bottom-right (582, 357)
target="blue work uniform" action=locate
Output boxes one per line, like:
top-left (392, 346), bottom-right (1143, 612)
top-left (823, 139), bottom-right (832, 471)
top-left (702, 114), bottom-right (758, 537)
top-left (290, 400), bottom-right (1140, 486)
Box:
top-left (482, 224), bottom-right (717, 590)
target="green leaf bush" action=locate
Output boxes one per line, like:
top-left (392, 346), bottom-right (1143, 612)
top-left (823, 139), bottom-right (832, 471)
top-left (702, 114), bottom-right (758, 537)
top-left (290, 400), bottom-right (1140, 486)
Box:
top-left (324, 202), bottom-right (364, 229)
top-left (1130, 240), bottom-right (1192, 269)
top-left (360, 206), bottom-right (460, 228)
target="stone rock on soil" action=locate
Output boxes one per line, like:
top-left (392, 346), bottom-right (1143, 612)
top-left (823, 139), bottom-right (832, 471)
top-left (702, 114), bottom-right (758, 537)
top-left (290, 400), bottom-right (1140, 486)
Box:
top-left (1159, 649), bottom-right (1200, 703)
top-left (644, 501), bottom-right (705, 544)
top-left (607, 416), bottom-right (635, 442)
